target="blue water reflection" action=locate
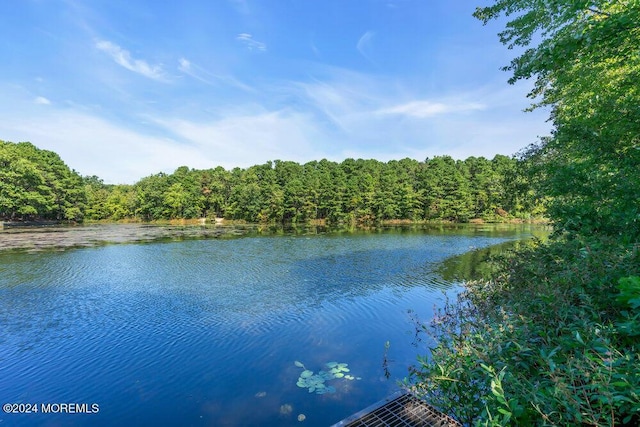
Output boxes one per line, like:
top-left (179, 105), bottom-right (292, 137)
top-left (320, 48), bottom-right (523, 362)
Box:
top-left (0, 226), bottom-right (537, 426)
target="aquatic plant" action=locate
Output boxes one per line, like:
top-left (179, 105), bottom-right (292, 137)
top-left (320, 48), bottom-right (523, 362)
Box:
top-left (294, 361), bottom-right (360, 395)
top-left (279, 404), bottom-right (293, 415)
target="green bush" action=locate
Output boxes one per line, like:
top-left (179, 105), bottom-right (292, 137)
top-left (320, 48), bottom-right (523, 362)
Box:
top-left (408, 237), bottom-right (640, 426)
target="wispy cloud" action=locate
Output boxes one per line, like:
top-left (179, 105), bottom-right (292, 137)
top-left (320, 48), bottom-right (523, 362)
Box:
top-left (290, 67), bottom-right (548, 159)
top-left (178, 57), bottom-right (211, 84)
top-left (153, 109), bottom-right (324, 167)
top-left (96, 40), bottom-right (167, 81)
top-left (0, 108), bottom-right (196, 184)
top-left (377, 100), bottom-right (486, 118)
top-left (296, 80), bottom-right (371, 133)
top-left (356, 31), bottom-right (375, 62)
top-left (310, 41), bottom-right (321, 58)
top-left (34, 96), bottom-right (51, 105)
top-left (0, 65), bottom-right (551, 185)
top-left (177, 57), bottom-right (253, 91)
top-left (178, 58), bottom-right (191, 72)
top-left (236, 33), bottom-right (267, 52)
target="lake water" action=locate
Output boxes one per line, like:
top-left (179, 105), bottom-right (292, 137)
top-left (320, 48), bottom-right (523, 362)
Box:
top-left (0, 225), bottom-right (543, 426)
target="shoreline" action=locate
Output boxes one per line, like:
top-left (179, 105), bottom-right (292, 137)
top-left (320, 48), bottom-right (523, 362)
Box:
top-left (0, 221), bottom-right (551, 253)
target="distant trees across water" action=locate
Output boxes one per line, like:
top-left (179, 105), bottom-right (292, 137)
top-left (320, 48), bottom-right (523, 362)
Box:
top-left (1, 140), bottom-right (543, 224)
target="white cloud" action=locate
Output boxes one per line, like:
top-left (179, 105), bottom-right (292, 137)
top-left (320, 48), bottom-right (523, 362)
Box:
top-left (0, 66), bottom-right (552, 185)
top-left (236, 33), bottom-right (267, 51)
top-left (95, 40), bottom-right (167, 81)
top-left (178, 57), bottom-right (191, 72)
top-left (377, 100), bottom-right (486, 118)
top-left (177, 57), bottom-right (253, 91)
top-left (291, 68), bottom-right (550, 159)
top-left (310, 41), bottom-right (321, 58)
top-left (356, 31), bottom-right (375, 62)
top-left (34, 96), bottom-right (51, 105)
top-left (152, 109), bottom-right (325, 167)
top-left (0, 84), bottom-right (329, 183)
top-left (293, 68), bottom-right (384, 134)
top-left (1, 109), bottom-right (202, 184)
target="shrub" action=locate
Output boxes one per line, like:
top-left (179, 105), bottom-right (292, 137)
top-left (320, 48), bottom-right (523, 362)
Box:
top-left (408, 237), bottom-right (640, 426)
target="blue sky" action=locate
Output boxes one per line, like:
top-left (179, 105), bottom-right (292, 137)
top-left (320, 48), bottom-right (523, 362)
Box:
top-left (0, 0), bottom-right (551, 184)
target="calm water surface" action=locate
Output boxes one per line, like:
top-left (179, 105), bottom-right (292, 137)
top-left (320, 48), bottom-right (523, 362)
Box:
top-left (0, 225), bottom-right (542, 426)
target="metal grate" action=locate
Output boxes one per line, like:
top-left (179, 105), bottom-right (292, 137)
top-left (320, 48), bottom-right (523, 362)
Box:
top-left (332, 391), bottom-right (461, 427)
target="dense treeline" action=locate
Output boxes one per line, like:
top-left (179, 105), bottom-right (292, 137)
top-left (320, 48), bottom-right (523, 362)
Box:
top-left (1, 140), bottom-right (543, 224)
top-left (0, 140), bottom-right (86, 221)
top-left (411, 2), bottom-right (640, 425)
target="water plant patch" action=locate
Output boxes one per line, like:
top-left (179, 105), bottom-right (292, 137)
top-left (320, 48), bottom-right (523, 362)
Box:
top-left (294, 361), bottom-right (361, 395)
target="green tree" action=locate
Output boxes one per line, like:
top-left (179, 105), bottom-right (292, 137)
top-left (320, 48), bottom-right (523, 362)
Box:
top-left (199, 166), bottom-right (232, 218)
top-left (475, 1), bottom-right (640, 237)
top-left (0, 141), bottom-right (85, 221)
top-left (319, 159), bottom-right (347, 223)
top-left (135, 173), bottom-right (171, 220)
top-left (419, 156), bottom-right (472, 221)
top-left (87, 184), bottom-right (136, 221)
top-left (0, 141), bottom-right (541, 224)
top-left (227, 166), bottom-right (269, 222)
top-left (83, 176), bottom-right (110, 220)
top-left (409, 4), bottom-right (640, 426)
top-left (167, 166), bottom-right (205, 218)
top-left (394, 158), bottom-right (423, 220)
top-left (163, 182), bottom-right (189, 219)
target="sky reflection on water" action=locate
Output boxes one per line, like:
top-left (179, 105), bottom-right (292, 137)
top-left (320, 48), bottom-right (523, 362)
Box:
top-left (0, 225), bottom-right (544, 426)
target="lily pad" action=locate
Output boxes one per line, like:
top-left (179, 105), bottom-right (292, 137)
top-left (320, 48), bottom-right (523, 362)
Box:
top-left (295, 360), bottom-right (359, 395)
top-left (308, 375), bottom-right (324, 383)
top-left (280, 404), bottom-right (293, 415)
top-left (318, 371), bottom-right (333, 380)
